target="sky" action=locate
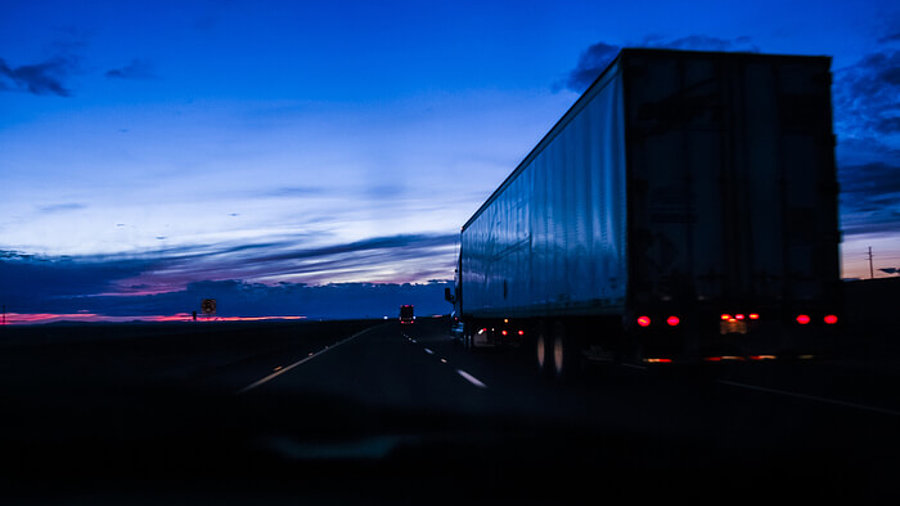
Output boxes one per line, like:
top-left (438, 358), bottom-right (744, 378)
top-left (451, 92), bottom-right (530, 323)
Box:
top-left (1, 0), bottom-right (899, 322)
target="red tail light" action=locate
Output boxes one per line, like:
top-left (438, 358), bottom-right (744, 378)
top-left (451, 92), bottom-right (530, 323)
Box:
top-left (796, 314), bottom-right (810, 325)
top-left (749, 313), bottom-right (760, 320)
top-left (517, 330), bottom-right (525, 336)
top-left (501, 330), bottom-right (508, 336)
top-left (735, 314), bottom-right (745, 320)
top-left (721, 314), bottom-right (731, 321)
top-left (666, 315), bottom-right (680, 326)
top-left (637, 316), bottom-right (651, 327)
top-left (824, 314), bottom-right (838, 325)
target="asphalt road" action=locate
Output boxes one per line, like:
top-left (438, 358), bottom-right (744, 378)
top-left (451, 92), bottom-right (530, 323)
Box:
top-left (2, 319), bottom-right (899, 504)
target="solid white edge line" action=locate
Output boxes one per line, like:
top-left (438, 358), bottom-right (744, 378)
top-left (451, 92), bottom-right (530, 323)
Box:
top-left (456, 369), bottom-right (487, 389)
top-left (424, 348), bottom-right (434, 355)
top-left (717, 379), bottom-right (900, 417)
top-left (236, 325), bottom-right (378, 395)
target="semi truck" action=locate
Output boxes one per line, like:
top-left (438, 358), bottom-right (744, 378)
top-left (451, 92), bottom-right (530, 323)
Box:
top-left (447, 48), bottom-right (842, 377)
top-left (400, 305), bottom-right (415, 325)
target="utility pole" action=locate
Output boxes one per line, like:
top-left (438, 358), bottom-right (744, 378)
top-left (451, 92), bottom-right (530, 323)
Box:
top-left (868, 246), bottom-right (874, 279)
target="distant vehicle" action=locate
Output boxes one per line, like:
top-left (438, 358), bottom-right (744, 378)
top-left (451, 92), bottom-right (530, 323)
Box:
top-left (399, 305), bottom-right (415, 324)
top-left (447, 48), bottom-right (842, 376)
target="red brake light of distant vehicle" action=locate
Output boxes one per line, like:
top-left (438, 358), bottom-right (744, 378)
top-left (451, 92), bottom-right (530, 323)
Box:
top-left (517, 330), bottom-right (525, 336)
top-left (721, 314), bottom-right (731, 321)
top-left (824, 314), bottom-right (838, 325)
top-left (735, 314), bottom-right (745, 320)
top-left (749, 313), bottom-right (760, 320)
top-left (796, 314), bottom-right (811, 325)
top-left (501, 330), bottom-right (508, 336)
top-left (666, 316), bottom-right (680, 327)
top-left (637, 316), bottom-right (651, 327)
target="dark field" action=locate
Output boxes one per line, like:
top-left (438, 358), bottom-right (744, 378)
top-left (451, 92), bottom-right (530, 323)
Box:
top-left (1, 310), bottom-right (899, 504)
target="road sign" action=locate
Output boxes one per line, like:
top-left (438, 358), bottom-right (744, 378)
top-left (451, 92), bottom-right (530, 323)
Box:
top-left (201, 299), bottom-right (217, 317)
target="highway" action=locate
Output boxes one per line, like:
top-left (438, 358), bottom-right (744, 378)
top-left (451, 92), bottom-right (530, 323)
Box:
top-left (2, 318), bottom-right (899, 503)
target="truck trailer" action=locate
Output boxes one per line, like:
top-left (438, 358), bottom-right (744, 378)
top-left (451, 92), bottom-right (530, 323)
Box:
top-left (400, 305), bottom-right (415, 324)
top-left (448, 48), bottom-right (841, 376)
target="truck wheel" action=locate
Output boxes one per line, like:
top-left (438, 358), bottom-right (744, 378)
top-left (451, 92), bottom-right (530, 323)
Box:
top-left (552, 323), bottom-right (585, 380)
top-left (552, 322), bottom-right (574, 379)
top-left (464, 329), bottom-right (476, 350)
top-left (535, 333), bottom-right (548, 373)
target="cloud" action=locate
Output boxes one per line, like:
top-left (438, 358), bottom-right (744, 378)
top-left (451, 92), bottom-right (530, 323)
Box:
top-left (833, 50), bottom-right (900, 138)
top-left (831, 45), bottom-right (900, 239)
top-left (263, 186), bottom-right (330, 198)
top-left (638, 34), bottom-right (759, 53)
top-left (37, 203), bottom-right (86, 214)
top-left (838, 161), bottom-right (900, 236)
top-left (0, 56), bottom-right (76, 96)
top-left (878, 32), bottom-right (900, 43)
top-left (839, 162), bottom-right (900, 198)
top-left (561, 35), bottom-right (759, 93)
top-left (0, 250), bottom-right (158, 309)
top-left (121, 232), bottom-right (459, 292)
top-left (0, 248), bottom-right (454, 319)
top-left (835, 136), bottom-right (900, 166)
top-left (561, 42), bottom-right (620, 92)
top-left (0, 232), bottom-right (459, 317)
top-left (105, 59), bottom-right (155, 80)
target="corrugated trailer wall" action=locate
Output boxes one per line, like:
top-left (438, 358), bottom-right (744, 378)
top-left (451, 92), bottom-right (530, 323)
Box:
top-left (461, 60), bottom-right (628, 318)
top-left (461, 49), bottom-right (838, 322)
top-left (622, 51), bottom-right (838, 309)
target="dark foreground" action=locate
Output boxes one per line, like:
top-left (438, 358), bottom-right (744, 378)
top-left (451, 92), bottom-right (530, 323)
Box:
top-left (1, 318), bottom-right (898, 504)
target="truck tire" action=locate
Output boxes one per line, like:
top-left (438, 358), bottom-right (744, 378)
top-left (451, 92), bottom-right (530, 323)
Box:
top-left (551, 322), bottom-right (581, 380)
top-left (535, 333), bottom-right (548, 374)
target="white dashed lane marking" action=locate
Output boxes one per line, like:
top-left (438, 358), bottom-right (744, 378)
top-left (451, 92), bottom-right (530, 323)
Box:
top-left (456, 369), bottom-right (487, 389)
top-left (236, 326), bottom-right (376, 395)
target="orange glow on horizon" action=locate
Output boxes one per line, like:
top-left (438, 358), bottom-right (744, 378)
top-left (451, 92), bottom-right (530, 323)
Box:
top-left (1, 312), bottom-right (306, 325)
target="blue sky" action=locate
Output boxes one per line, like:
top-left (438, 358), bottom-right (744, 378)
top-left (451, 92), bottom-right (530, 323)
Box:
top-left (1, 0), bottom-right (899, 320)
